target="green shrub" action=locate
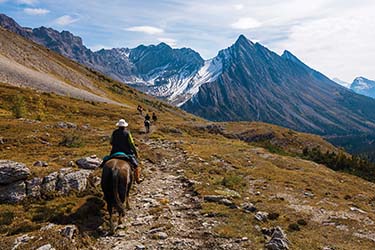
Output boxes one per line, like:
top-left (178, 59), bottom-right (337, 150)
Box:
top-left (59, 134), bottom-right (84, 148)
top-left (221, 174), bottom-right (243, 190)
top-left (11, 95), bottom-right (27, 118)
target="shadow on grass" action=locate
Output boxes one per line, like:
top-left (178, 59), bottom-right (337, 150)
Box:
top-left (29, 195), bottom-right (106, 238)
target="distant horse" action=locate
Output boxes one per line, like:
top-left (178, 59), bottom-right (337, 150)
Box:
top-left (144, 120), bottom-right (150, 133)
top-left (101, 159), bottom-right (133, 234)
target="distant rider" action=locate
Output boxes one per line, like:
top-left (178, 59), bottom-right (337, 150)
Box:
top-left (144, 113), bottom-right (151, 133)
top-left (152, 112), bottom-right (157, 123)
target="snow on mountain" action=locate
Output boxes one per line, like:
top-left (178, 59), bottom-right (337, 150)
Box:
top-left (332, 78), bottom-right (351, 88)
top-left (351, 77), bottom-right (375, 98)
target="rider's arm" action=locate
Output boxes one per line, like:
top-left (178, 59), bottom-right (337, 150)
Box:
top-left (128, 132), bottom-right (138, 158)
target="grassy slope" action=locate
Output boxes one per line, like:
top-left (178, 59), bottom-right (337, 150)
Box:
top-left (2, 81), bottom-right (375, 249)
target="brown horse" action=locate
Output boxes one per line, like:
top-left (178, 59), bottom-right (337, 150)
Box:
top-left (101, 159), bottom-right (133, 234)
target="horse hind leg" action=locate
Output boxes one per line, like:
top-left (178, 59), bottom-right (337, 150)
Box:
top-left (117, 207), bottom-right (126, 226)
top-left (108, 203), bottom-right (115, 235)
top-left (126, 180), bottom-right (132, 210)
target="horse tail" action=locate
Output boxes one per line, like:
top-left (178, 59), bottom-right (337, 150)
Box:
top-left (112, 168), bottom-right (125, 215)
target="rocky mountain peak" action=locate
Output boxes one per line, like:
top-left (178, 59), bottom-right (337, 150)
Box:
top-left (235, 34), bottom-right (253, 46)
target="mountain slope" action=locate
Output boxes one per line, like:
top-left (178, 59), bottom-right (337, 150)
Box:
top-left (0, 14), bottom-right (208, 105)
top-left (351, 77), bottom-right (375, 99)
top-left (182, 35), bottom-right (375, 135)
top-left (3, 14), bottom-right (375, 137)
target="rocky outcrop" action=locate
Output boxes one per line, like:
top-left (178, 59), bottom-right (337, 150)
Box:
top-left (265, 227), bottom-right (289, 250)
top-left (56, 168), bottom-right (91, 194)
top-left (0, 160), bottom-right (30, 184)
top-left (41, 172), bottom-right (59, 195)
top-left (76, 155), bottom-right (102, 169)
top-left (0, 160), bottom-right (31, 203)
top-left (26, 177), bottom-right (42, 198)
top-left (0, 180), bottom-right (26, 203)
top-left (0, 157), bottom-right (95, 203)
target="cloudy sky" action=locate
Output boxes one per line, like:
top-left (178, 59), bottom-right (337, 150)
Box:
top-left (1, 0), bottom-right (374, 82)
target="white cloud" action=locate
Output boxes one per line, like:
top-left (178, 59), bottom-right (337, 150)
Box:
top-left (125, 26), bottom-right (164, 35)
top-left (233, 4), bottom-right (244, 10)
top-left (273, 9), bottom-right (375, 82)
top-left (54, 15), bottom-right (79, 26)
top-left (24, 8), bottom-right (49, 15)
top-left (157, 37), bottom-right (177, 47)
top-left (16, 0), bottom-right (37, 5)
top-left (88, 44), bottom-right (112, 52)
top-left (231, 17), bottom-right (261, 30)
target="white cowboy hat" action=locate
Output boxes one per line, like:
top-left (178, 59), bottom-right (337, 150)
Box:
top-left (116, 119), bottom-right (128, 127)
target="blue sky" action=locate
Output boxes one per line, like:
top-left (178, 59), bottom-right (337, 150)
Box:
top-left (1, 0), bottom-right (374, 82)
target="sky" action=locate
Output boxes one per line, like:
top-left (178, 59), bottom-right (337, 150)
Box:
top-left (0, 0), bottom-right (374, 82)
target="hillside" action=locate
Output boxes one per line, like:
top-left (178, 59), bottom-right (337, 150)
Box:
top-left (1, 83), bottom-right (375, 249)
top-left (1, 15), bottom-right (375, 250)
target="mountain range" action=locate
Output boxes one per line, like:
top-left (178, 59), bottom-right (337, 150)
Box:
top-left (350, 77), bottom-right (375, 99)
top-left (2, 13), bottom-right (375, 136)
top-left (333, 77), bottom-right (375, 99)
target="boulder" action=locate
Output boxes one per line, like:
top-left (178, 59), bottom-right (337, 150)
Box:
top-left (56, 121), bottom-right (77, 129)
top-left (36, 244), bottom-right (55, 250)
top-left (26, 177), bottom-right (42, 198)
top-left (203, 195), bottom-right (237, 209)
top-left (33, 161), bottom-right (48, 167)
top-left (0, 181), bottom-right (26, 203)
top-left (255, 211), bottom-right (269, 222)
top-left (60, 225), bottom-right (78, 239)
top-left (151, 231), bottom-right (168, 240)
top-left (215, 188), bottom-right (241, 198)
top-left (41, 172), bottom-right (58, 194)
top-left (242, 203), bottom-right (257, 213)
top-left (76, 155), bottom-right (102, 169)
top-left (265, 227), bottom-right (289, 250)
top-left (12, 234), bottom-right (34, 250)
top-left (0, 160), bottom-right (30, 184)
top-left (56, 169), bottom-right (91, 195)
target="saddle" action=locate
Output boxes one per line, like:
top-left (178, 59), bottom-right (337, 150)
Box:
top-left (102, 152), bottom-right (138, 169)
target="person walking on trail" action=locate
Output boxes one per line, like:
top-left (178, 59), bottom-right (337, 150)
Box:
top-left (110, 119), bottom-right (141, 183)
top-left (152, 112), bottom-right (157, 123)
top-left (144, 113), bottom-right (151, 133)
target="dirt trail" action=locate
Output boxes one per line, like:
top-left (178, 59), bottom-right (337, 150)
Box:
top-left (94, 137), bottom-right (250, 250)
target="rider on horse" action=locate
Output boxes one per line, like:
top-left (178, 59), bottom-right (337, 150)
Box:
top-left (110, 119), bottom-right (141, 183)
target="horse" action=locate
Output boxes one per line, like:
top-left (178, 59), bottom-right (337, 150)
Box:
top-left (101, 158), bottom-right (133, 234)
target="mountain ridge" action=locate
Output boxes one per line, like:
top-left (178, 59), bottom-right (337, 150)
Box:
top-left (2, 13), bottom-right (375, 136)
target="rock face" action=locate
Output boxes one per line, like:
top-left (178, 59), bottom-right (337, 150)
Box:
top-left (26, 177), bottom-right (42, 198)
top-left (41, 172), bottom-right (59, 195)
top-left (0, 180), bottom-right (26, 203)
top-left (56, 169), bottom-right (91, 194)
top-left (76, 155), bottom-right (102, 169)
top-left (265, 227), bottom-right (289, 250)
top-left (0, 160), bottom-right (30, 184)
top-left (60, 225), bottom-right (78, 239)
top-left (182, 36), bottom-right (375, 136)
